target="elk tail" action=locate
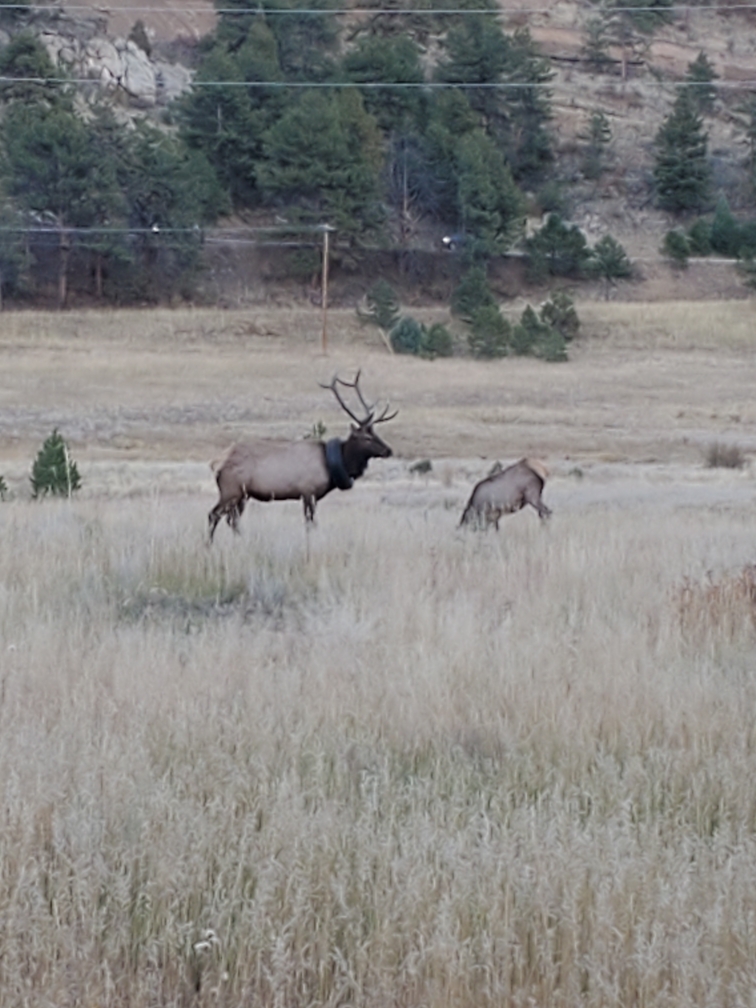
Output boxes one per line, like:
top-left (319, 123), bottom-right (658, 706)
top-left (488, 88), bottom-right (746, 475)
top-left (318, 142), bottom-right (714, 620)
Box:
top-left (210, 445), bottom-right (234, 474)
top-left (525, 458), bottom-right (549, 483)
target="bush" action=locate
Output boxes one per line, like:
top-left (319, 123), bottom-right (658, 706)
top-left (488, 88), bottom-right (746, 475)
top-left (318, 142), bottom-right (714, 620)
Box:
top-left (31, 429), bottom-right (81, 498)
top-left (390, 316), bottom-right (425, 355)
top-left (524, 214), bottom-right (593, 283)
top-left (361, 279), bottom-right (401, 333)
top-left (710, 197), bottom-right (740, 257)
top-left (704, 441), bottom-right (746, 469)
top-left (513, 305), bottom-right (567, 361)
top-left (687, 218), bottom-right (712, 256)
top-left (539, 291), bottom-right (580, 342)
top-left (421, 323), bottom-right (454, 359)
top-left (590, 235), bottom-right (633, 282)
top-left (451, 266), bottom-right (495, 322)
top-left (468, 305), bottom-right (511, 358)
top-left (662, 229), bottom-right (690, 267)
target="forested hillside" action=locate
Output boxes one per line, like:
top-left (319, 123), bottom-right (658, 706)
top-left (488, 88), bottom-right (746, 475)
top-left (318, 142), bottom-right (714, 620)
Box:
top-left (2, 0), bottom-right (756, 307)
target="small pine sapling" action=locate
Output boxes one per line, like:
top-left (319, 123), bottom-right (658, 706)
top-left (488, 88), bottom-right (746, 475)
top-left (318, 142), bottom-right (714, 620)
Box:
top-left (31, 429), bottom-right (81, 498)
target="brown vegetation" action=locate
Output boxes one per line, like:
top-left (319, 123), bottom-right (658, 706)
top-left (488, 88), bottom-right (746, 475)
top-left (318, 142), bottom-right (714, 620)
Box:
top-left (1, 302), bottom-right (756, 1004)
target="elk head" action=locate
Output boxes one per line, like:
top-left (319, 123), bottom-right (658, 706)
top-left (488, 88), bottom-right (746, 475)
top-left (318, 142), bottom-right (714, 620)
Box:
top-left (321, 371), bottom-right (397, 469)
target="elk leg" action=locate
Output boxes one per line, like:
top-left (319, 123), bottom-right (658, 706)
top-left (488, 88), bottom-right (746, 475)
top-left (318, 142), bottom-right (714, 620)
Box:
top-left (524, 488), bottom-right (552, 520)
top-left (227, 498), bottom-right (245, 532)
top-left (302, 495), bottom-right (317, 523)
top-left (208, 504), bottom-right (223, 542)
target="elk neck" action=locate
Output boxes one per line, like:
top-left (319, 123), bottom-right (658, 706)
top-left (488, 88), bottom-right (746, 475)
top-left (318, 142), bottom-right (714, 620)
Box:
top-left (324, 437), bottom-right (354, 490)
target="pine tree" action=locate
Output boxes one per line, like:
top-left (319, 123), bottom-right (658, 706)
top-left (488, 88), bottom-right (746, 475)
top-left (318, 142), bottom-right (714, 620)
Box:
top-left (259, 89), bottom-right (384, 240)
top-left (455, 130), bottom-right (526, 255)
top-left (581, 110), bottom-right (612, 180)
top-left (31, 430), bottom-right (81, 498)
top-left (524, 214), bottom-right (593, 281)
top-left (685, 51), bottom-right (718, 115)
top-left (653, 90), bottom-right (711, 213)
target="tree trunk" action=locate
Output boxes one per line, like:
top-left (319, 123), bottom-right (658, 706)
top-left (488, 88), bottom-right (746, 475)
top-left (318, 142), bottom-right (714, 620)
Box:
top-left (94, 251), bottom-right (103, 299)
top-left (58, 226), bottom-right (70, 310)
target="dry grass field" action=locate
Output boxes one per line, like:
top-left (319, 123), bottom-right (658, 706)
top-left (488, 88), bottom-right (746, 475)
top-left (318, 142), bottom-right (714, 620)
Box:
top-left (2, 301), bottom-right (756, 1006)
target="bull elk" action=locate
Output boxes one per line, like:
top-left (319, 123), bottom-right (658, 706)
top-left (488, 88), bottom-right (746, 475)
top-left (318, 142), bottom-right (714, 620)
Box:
top-left (459, 458), bottom-right (552, 530)
top-left (208, 372), bottom-right (397, 541)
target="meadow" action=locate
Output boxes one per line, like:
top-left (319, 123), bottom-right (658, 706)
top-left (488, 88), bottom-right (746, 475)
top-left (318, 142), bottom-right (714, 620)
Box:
top-left (1, 301), bottom-right (756, 1005)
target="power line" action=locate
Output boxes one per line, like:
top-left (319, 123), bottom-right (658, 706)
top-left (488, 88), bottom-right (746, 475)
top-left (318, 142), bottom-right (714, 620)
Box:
top-left (13, 3), bottom-right (756, 13)
top-left (2, 74), bottom-right (756, 90)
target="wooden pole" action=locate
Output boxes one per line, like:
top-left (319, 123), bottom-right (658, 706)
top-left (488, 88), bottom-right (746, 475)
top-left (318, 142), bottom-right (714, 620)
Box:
top-left (321, 225), bottom-right (331, 355)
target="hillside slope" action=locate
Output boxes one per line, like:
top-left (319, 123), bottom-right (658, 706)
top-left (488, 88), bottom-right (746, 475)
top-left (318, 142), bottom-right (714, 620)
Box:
top-left (25, 1), bottom-right (756, 301)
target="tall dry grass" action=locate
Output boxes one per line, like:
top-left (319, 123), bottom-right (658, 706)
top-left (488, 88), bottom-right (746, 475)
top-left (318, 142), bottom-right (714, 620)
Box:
top-left (2, 487), bottom-right (756, 1006)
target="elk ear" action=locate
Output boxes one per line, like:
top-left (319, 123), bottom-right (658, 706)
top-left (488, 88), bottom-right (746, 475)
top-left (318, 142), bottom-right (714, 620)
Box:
top-left (350, 423), bottom-right (358, 432)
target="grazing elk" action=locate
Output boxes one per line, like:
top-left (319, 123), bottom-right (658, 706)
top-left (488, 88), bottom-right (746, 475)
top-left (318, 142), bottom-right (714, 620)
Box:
top-left (208, 372), bottom-right (397, 541)
top-left (459, 458), bottom-right (552, 531)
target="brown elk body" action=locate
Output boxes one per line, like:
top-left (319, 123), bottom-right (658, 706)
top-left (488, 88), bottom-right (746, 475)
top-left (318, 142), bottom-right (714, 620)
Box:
top-left (459, 458), bottom-right (552, 530)
top-left (208, 373), bottom-right (396, 541)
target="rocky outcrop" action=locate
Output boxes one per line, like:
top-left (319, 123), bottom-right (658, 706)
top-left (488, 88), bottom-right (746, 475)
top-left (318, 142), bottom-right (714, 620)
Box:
top-left (40, 25), bottom-right (193, 109)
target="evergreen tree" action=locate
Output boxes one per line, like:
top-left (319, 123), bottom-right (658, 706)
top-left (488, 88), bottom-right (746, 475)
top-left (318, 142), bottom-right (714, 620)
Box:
top-left (259, 89), bottom-right (384, 240)
top-left (178, 44), bottom-right (269, 207)
top-left (360, 279), bottom-right (400, 333)
top-left (539, 290), bottom-right (580, 342)
top-left (116, 122), bottom-right (229, 300)
top-left (662, 229), bottom-right (690, 267)
top-left (215, 0), bottom-right (339, 83)
top-left (581, 110), bottom-right (612, 180)
top-left (524, 214), bottom-right (593, 281)
top-left (582, 16), bottom-right (613, 73)
top-left (0, 203), bottom-right (29, 309)
top-left (709, 196), bottom-right (741, 256)
top-left (513, 304), bottom-right (567, 361)
top-left (435, 12), bottom-right (512, 131)
top-left (685, 51), bottom-right (718, 115)
top-left (0, 31), bottom-right (65, 105)
top-left (0, 0), bottom-right (30, 25)
top-left (341, 35), bottom-right (426, 134)
top-left (1, 103), bottom-right (114, 307)
top-left (500, 29), bottom-right (554, 179)
top-left (31, 429), bottom-right (81, 498)
top-left (455, 130), bottom-right (525, 255)
top-left (590, 234), bottom-right (633, 283)
top-left (451, 264), bottom-right (496, 321)
top-left (653, 90), bottom-right (711, 213)
top-left (468, 304), bottom-right (511, 358)
top-left (435, 19), bottom-right (553, 181)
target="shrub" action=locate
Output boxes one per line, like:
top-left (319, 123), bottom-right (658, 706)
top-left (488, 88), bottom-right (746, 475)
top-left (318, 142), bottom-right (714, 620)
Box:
top-left (710, 197), bottom-right (740, 257)
top-left (390, 316), bottom-right (425, 355)
top-left (590, 235), bottom-right (633, 282)
top-left (524, 214), bottom-right (593, 282)
top-left (451, 266), bottom-right (495, 322)
top-left (704, 441), bottom-right (746, 469)
top-left (421, 323), bottom-right (454, 359)
top-left (287, 248), bottom-right (321, 283)
top-left (513, 305), bottom-right (567, 361)
top-left (468, 305), bottom-right (511, 358)
top-left (539, 290), bottom-right (580, 342)
top-left (31, 429), bottom-right (81, 499)
top-left (662, 229), bottom-right (690, 267)
top-left (360, 279), bottom-right (401, 333)
top-left (687, 218), bottom-right (712, 255)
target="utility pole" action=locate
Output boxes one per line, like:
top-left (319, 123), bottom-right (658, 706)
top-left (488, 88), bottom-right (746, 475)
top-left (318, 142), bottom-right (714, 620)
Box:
top-left (319, 224), bottom-right (335, 355)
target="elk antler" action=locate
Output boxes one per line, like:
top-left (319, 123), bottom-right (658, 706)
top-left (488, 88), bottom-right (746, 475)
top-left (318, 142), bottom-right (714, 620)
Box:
top-left (320, 372), bottom-right (372, 424)
top-left (320, 371), bottom-right (398, 425)
top-left (372, 402), bottom-right (399, 424)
